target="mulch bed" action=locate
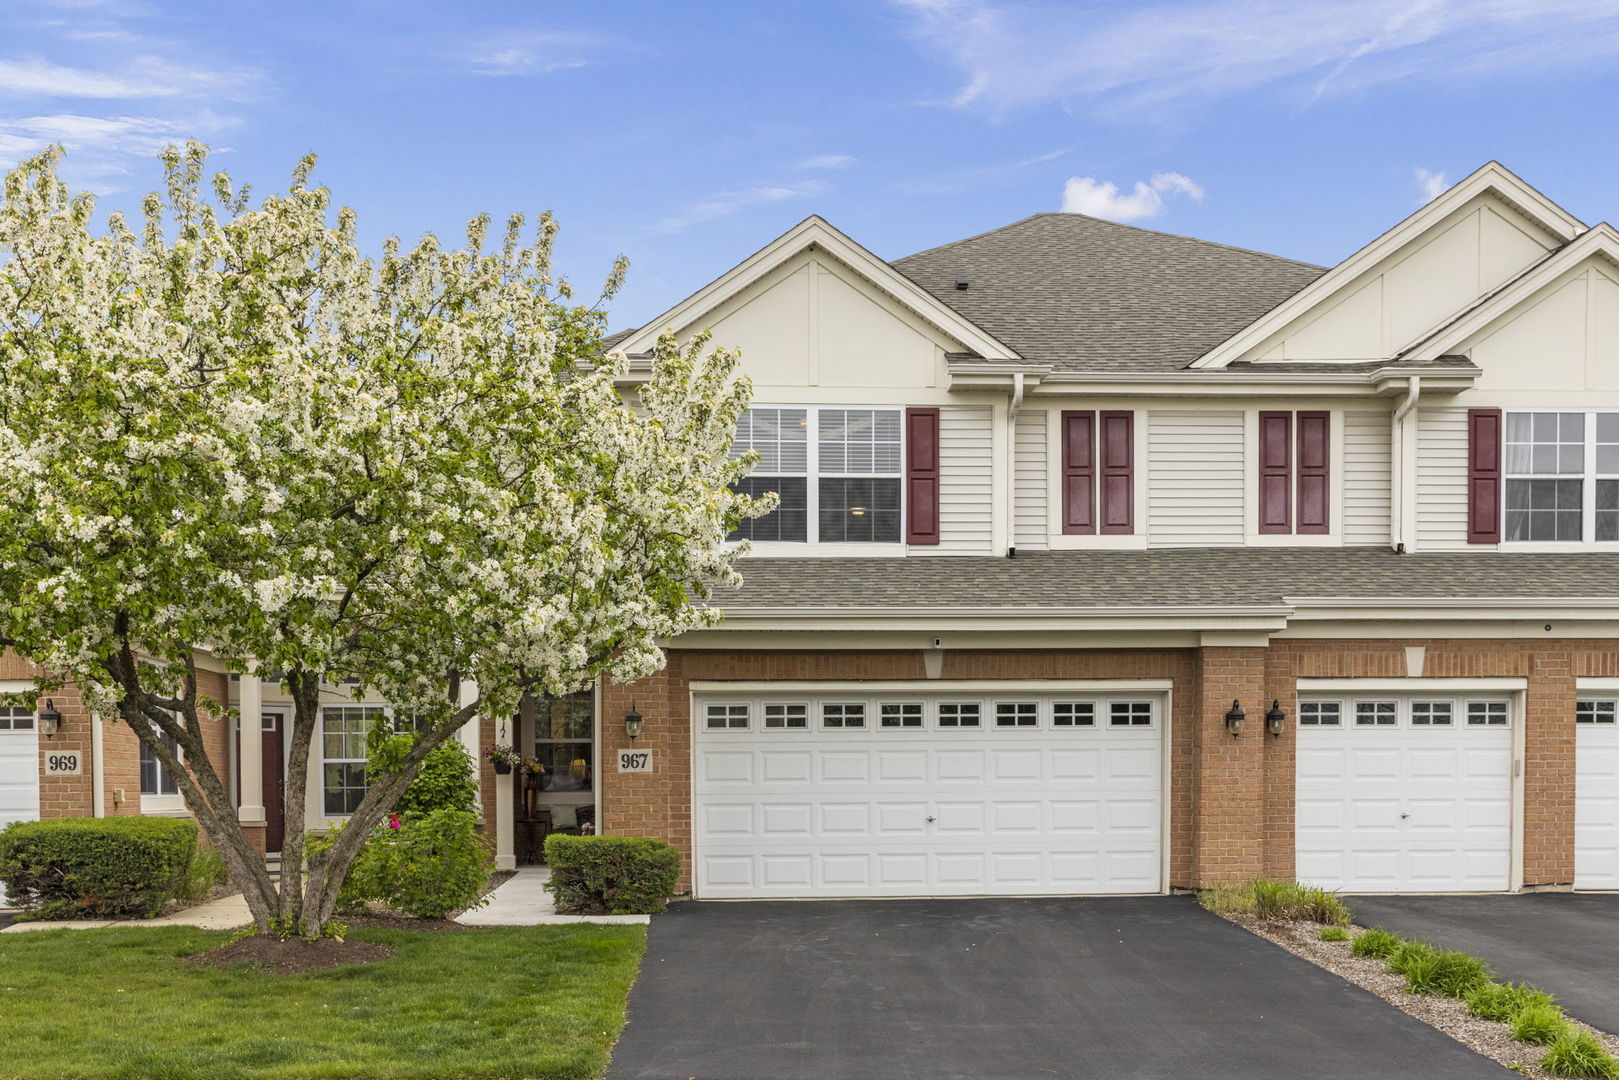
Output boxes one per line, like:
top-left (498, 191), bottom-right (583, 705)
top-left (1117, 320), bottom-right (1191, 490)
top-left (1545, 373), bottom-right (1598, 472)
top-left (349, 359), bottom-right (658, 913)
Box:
top-left (187, 935), bottom-right (395, 974)
top-left (1223, 913), bottom-right (1619, 1080)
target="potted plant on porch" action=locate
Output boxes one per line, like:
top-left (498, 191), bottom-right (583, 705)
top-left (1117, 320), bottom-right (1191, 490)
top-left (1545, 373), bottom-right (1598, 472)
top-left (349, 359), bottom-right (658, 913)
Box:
top-left (483, 744), bottom-right (523, 775)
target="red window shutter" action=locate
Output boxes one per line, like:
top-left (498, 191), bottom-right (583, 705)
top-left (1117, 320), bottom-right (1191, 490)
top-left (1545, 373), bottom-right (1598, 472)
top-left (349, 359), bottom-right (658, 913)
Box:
top-left (1061, 411), bottom-right (1095, 534)
top-left (905, 407), bottom-right (940, 545)
top-left (1295, 411), bottom-right (1330, 535)
top-left (1467, 408), bottom-right (1503, 544)
top-left (1258, 411), bottom-right (1293, 534)
top-left (1098, 410), bottom-right (1134, 534)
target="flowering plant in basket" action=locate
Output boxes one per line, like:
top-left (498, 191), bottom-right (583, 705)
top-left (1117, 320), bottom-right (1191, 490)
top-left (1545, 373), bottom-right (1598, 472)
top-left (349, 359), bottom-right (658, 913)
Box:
top-left (483, 744), bottom-right (523, 774)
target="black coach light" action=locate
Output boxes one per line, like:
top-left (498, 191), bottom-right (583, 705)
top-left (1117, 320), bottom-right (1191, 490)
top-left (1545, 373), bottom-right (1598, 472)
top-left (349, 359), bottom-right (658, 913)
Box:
top-left (39, 698), bottom-right (63, 738)
top-left (1224, 699), bottom-right (1245, 737)
top-left (1266, 699), bottom-right (1287, 738)
top-left (624, 704), bottom-right (644, 741)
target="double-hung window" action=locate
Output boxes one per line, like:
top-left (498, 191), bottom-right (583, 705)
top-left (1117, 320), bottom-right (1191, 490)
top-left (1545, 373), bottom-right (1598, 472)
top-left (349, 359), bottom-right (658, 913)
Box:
top-left (1504, 411), bottom-right (1619, 542)
top-left (728, 407), bottom-right (904, 544)
top-left (321, 704), bottom-right (383, 816)
top-left (140, 730), bottom-right (182, 797)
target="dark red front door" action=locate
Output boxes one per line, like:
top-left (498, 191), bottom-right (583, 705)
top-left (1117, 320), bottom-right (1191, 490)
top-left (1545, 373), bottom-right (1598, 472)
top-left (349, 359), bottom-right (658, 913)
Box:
top-left (261, 712), bottom-right (285, 852)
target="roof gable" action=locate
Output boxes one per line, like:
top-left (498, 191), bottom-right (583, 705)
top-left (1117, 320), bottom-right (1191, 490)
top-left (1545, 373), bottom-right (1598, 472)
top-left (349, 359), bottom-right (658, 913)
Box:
top-left (893, 213), bottom-right (1323, 373)
top-left (1192, 162), bottom-right (1585, 369)
top-left (607, 216), bottom-right (1018, 363)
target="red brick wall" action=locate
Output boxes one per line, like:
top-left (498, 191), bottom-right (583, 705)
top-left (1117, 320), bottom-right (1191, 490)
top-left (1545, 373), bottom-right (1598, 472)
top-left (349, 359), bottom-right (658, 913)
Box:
top-left (595, 637), bottom-right (1617, 896)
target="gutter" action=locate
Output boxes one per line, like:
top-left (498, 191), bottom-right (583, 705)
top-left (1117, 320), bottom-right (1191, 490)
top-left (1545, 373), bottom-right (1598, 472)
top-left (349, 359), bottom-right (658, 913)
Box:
top-left (91, 710), bottom-right (105, 818)
top-left (1389, 376), bottom-right (1421, 553)
top-left (1006, 371), bottom-right (1024, 558)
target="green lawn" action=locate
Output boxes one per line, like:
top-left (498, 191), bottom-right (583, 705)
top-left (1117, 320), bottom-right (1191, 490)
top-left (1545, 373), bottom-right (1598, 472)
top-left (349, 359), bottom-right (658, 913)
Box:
top-left (0, 923), bottom-right (647, 1080)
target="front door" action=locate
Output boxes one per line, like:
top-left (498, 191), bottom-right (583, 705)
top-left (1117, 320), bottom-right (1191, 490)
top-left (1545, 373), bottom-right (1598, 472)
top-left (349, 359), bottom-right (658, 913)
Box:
top-left (261, 710), bottom-right (286, 853)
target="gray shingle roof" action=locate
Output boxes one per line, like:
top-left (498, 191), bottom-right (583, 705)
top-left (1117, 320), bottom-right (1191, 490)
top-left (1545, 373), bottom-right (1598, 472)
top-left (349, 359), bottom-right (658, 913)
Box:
top-left (715, 548), bottom-right (1619, 610)
top-left (892, 213), bottom-right (1324, 372)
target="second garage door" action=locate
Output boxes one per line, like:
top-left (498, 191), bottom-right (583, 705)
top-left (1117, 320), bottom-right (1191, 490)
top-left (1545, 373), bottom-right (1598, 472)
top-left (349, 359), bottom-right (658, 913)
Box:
top-left (1296, 695), bottom-right (1513, 893)
top-left (1575, 698), bottom-right (1619, 890)
top-left (693, 686), bottom-right (1164, 899)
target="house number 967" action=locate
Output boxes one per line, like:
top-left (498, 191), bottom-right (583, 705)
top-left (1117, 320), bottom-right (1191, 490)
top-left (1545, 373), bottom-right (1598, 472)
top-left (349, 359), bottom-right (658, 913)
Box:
top-left (617, 751), bottom-right (652, 773)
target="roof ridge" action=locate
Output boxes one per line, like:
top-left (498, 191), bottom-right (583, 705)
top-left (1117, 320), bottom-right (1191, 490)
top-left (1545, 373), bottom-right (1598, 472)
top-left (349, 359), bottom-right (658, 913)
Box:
top-left (893, 210), bottom-right (1324, 272)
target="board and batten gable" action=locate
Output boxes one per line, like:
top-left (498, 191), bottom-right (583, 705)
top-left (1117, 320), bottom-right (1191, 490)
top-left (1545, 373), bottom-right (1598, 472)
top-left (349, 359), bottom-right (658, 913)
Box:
top-left (1241, 194), bottom-right (1559, 363)
top-left (1461, 254), bottom-right (1619, 403)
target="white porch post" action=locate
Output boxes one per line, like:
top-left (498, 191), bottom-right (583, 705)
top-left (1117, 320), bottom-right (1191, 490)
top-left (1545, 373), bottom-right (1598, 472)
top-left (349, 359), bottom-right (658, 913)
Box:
top-left (237, 664), bottom-right (265, 826)
top-left (494, 768), bottom-right (516, 870)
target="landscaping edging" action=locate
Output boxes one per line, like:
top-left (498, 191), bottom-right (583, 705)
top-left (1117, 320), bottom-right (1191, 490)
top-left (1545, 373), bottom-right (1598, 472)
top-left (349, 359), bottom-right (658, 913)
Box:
top-left (1222, 913), bottom-right (1619, 1079)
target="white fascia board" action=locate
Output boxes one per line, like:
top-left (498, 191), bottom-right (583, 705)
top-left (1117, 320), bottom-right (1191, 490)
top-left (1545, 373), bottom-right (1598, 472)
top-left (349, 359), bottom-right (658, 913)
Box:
top-left (690, 678), bottom-right (1175, 694)
top-left (1575, 678), bottom-right (1619, 692)
top-left (1190, 162), bottom-right (1586, 370)
top-left (0, 679), bottom-right (35, 693)
top-left (610, 216), bottom-right (1020, 363)
top-left (1287, 596), bottom-right (1619, 622)
top-left (709, 605), bottom-right (1292, 634)
top-left (1011, 367), bottom-right (1477, 398)
top-left (1400, 224), bottom-right (1619, 364)
top-left (1298, 677), bottom-right (1528, 692)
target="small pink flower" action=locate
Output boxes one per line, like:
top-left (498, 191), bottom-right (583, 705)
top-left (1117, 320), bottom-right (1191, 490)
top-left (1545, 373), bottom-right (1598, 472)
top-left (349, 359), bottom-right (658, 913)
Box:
top-left (388, 813), bottom-right (400, 830)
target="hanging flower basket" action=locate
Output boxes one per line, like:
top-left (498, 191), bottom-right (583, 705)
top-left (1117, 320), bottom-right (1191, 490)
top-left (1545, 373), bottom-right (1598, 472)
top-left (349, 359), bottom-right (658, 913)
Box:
top-left (484, 744), bottom-right (522, 774)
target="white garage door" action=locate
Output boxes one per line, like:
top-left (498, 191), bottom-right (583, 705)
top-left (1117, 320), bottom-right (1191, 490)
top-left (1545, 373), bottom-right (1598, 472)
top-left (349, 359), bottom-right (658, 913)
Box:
top-left (0, 706), bottom-right (40, 907)
top-left (1575, 699), bottom-right (1619, 890)
top-left (693, 687), bottom-right (1164, 899)
top-left (1296, 696), bottom-right (1513, 893)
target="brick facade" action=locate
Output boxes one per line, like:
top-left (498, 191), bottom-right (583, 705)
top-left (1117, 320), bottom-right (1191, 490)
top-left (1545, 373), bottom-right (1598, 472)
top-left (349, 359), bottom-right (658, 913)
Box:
top-left (582, 638), bottom-right (1616, 895)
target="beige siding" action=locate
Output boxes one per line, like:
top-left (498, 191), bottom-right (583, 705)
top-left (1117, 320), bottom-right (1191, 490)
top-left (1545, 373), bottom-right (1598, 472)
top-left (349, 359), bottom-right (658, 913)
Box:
top-left (1147, 410), bottom-right (1245, 547)
top-left (1014, 410), bottom-right (1048, 551)
top-left (1343, 411), bottom-right (1391, 546)
top-left (1416, 406), bottom-right (1470, 550)
top-left (937, 404), bottom-right (994, 554)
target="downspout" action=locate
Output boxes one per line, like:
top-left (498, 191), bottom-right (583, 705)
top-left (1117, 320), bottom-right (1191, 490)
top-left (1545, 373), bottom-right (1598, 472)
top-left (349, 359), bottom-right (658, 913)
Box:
top-left (91, 710), bottom-right (105, 817)
top-left (1006, 371), bottom-right (1025, 558)
top-left (1390, 375), bottom-right (1421, 553)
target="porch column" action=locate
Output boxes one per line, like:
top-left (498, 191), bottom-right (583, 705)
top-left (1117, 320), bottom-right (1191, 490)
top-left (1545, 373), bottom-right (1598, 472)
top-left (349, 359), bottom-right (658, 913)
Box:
top-left (494, 768), bottom-right (516, 870)
top-left (237, 664), bottom-right (265, 826)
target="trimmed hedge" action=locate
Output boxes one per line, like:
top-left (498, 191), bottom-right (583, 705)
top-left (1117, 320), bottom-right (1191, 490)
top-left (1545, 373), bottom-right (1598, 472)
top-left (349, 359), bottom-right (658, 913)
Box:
top-left (545, 835), bottom-right (680, 915)
top-left (0, 816), bottom-right (197, 919)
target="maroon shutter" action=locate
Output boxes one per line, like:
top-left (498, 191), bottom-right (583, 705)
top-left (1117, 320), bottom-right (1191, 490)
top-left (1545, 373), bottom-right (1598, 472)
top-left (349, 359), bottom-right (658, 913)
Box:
top-left (1295, 411), bottom-right (1330, 535)
top-left (1467, 407), bottom-right (1503, 544)
top-left (1258, 411), bottom-right (1293, 534)
top-left (1061, 411), bottom-right (1095, 534)
top-left (905, 407), bottom-right (940, 545)
top-left (1098, 410), bottom-right (1134, 534)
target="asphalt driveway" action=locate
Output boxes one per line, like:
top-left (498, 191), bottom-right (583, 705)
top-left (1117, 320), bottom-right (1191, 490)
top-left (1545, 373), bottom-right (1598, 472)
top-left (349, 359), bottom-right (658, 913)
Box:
top-left (1352, 893), bottom-right (1619, 1032)
top-left (609, 896), bottom-right (1508, 1080)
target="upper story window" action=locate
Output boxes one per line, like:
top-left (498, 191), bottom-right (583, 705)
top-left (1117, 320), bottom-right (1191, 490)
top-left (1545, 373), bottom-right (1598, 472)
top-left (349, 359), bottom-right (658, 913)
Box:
top-left (729, 407), bottom-right (903, 544)
top-left (1504, 411), bottom-right (1619, 542)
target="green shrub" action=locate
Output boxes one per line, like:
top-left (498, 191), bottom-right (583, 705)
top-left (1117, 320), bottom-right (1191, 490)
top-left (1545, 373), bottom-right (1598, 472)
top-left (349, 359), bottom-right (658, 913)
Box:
top-left (1467, 982), bottom-right (1558, 1023)
top-left (175, 848), bottom-right (229, 905)
top-left (333, 809), bottom-right (494, 919)
top-left (1541, 1030), bottom-right (1619, 1079)
top-left (545, 835), bottom-right (680, 915)
top-left (1197, 879), bottom-right (1351, 924)
top-left (1298, 885), bottom-right (1353, 926)
top-left (0, 816), bottom-right (197, 919)
top-left (1514, 1004), bottom-right (1572, 1046)
top-left (1387, 939), bottom-right (1439, 976)
top-left (367, 729), bottom-right (478, 816)
top-left (1403, 949), bottom-right (1492, 997)
top-left (1319, 926), bottom-right (1350, 942)
top-left (1351, 926), bottom-right (1402, 959)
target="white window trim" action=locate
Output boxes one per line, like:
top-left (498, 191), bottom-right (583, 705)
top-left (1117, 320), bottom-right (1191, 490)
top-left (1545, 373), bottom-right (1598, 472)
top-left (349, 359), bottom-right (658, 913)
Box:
top-left (1503, 408), bottom-right (1619, 546)
top-left (319, 702), bottom-right (389, 818)
top-left (730, 404), bottom-right (906, 548)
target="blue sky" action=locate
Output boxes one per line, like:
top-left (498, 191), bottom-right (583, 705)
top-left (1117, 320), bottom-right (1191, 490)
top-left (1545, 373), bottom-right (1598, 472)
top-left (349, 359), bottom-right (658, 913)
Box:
top-left (7, 0), bottom-right (1619, 331)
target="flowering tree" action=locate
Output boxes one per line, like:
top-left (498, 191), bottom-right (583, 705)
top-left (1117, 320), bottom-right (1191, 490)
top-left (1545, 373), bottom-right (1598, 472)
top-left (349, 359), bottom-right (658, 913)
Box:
top-left (0, 144), bottom-right (768, 936)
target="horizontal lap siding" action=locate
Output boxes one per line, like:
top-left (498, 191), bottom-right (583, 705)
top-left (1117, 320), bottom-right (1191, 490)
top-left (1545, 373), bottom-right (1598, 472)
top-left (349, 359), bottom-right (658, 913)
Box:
top-left (1417, 407), bottom-right (1470, 550)
top-left (1147, 410), bottom-right (1244, 547)
top-left (1343, 411), bottom-right (1391, 546)
top-left (937, 404), bottom-right (994, 554)
top-left (1014, 410), bottom-right (1048, 550)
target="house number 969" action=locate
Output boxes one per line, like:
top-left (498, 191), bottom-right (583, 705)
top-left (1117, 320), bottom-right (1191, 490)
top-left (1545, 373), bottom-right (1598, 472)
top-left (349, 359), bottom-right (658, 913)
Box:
top-left (46, 752), bottom-right (82, 776)
top-left (617, 751), bottom-right (652, 773)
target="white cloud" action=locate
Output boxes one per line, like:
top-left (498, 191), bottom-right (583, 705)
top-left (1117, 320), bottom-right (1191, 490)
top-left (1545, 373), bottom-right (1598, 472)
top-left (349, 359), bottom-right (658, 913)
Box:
top-left (0, 111), bottom-right (238, 177)
top-left (658, 179), bottom-right (828, 233)
top-left (1061, 171), bottom-right (1205, 222)
top-left (0, 55), bottom-right (261, 101)
top-left (1415, 166), bottom-right (1450, 202)
top-left (462, 32), bottom-right (599, 76)
top-left (793, 153), bottom-right (856, 170)
top-left (892, 0), bottom-right (1619, 118)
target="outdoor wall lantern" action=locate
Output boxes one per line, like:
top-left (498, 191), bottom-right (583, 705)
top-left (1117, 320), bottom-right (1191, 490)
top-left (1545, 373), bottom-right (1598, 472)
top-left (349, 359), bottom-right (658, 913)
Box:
top-left (624, 704), bottom-right (644, 741)
top-left (1266, 700), bottom-right (1287, 738)
top-left (38, 698), bottom-right (63, 738)
top-left (1223, 699), bottom-right (1245, 737)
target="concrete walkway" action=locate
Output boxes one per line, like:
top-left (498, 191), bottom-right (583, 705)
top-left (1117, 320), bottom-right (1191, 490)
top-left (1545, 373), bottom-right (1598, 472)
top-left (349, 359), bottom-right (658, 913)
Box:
top-left (0, 892), bottom-right (254, 933)
top-left (455, 866), bottom-right (650, 926)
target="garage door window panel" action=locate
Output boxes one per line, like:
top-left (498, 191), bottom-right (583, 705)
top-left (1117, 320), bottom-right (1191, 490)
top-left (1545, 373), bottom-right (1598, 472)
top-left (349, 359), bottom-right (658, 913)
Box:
top-left (1052, 702), bottom-right (1095, 728)
top-left (1355, 701), bottom-right (1398, 727)
top-left (1109, 701), bottom-right (1154, 727)
top-left (764, 703), bottom-right (808, 729)
top-left (995, 702), bottom-right (1038, 728)
top-left (1411, 701), bottom-right (1454, 726)
top-left (822, 703), bottom-right (866, 729)
top-left (1299, 701), bottom-right (1342, 726)
top-left (0, 706), bottom-right (34, 730)
top-left (1577, 700), bottom-right (1617, 724)
top-left (937, 702), bottom-right (982, 729)
top-left (879, 703), bottom-right (923, 729)
top-left (706, 703), bottom-right (750, 731)
top-left (1467, 701), bottom-right (1509, 727)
